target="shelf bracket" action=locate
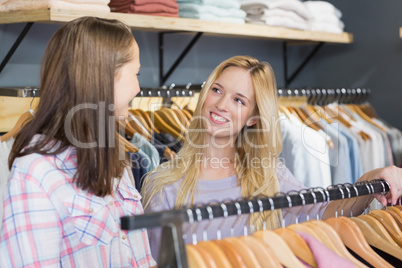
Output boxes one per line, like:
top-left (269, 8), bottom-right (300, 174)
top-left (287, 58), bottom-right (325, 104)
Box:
top-left (283, 41), bottom-right (324, 88)
top-left (0, 22), bottom-right (34, 74)
top-left (159, 31), bottom-right (203, 86)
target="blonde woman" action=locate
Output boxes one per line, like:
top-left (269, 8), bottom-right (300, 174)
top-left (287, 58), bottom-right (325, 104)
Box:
top-left (141, 55), bottom-right (402, 259)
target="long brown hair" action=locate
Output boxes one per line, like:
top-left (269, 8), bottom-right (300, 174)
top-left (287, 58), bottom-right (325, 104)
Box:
top-left (9, 17), bottom-right (136, 197)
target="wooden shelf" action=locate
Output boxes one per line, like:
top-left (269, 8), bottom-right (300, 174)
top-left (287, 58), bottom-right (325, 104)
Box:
top-left (0, 8), bottom-right (353, 43)
top-left (400, 27), bottom-right (402, 38)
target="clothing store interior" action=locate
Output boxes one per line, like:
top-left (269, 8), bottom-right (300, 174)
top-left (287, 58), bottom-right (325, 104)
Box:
top-left (1, 0), bottom-right (402, 267)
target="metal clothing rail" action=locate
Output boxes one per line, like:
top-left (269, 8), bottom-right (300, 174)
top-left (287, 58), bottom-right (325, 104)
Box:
top-left (139, 84), bottom-right (203, 98)
top-left (121, 180), bottom-right (389, 268)
top-left (0, 86), bottom-right (40, 97)
top-left (278, 87), bottom-right (371, 105)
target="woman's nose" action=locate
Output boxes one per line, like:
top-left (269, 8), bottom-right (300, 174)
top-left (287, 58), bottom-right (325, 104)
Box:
top-left (215, 96), bottom-right (229, 111)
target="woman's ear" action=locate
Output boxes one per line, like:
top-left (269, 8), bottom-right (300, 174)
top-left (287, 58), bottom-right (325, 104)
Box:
top-left (246, 116), bottom-right (257, 127)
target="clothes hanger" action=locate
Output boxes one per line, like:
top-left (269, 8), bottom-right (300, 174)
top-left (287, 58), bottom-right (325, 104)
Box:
top-left (384, 207), bottom-right (402, 230)
top-left (252, 195), bottom-right (306, 268)
top-left (213, 239), bottom-right (247, 268)
top-left (369, 210), bottom-right (402, 247)
top-left (309, 220), bottom-right (368, 268)
top-left (1, 94), bottom-right (35, 142)
top-left (326, 216), bottom-right (392, 268)
top-left (0, 111), bottom-right (33, 142)
top-left (117, 133), bottom-right (138, 153)
top-left (186, 244), bottom-right (208, 268)
top-left (274, 228), bottom-right (317, 268)
top-left (241, 198), bottom-right (282, 268)
top-left (147, 111), bottom-right (185, 141)
top-left (190, 244), bottom-right (217, 268)
top-left (238, 235), bottom-right (282, 268)
top-left (305, 187), bottom-right (367, 267)
top-left (358, 214), bottom-right (398, 245)
top-left (156, 108), bottom-right (187, 134)
top-left (195, 241), bottom-right (231, 267)
top-left (128, 110), bottom-right (153, 134)
top-left (351, 217), bottom-right (402, 260)
top-left (224, 237), bottom-right (261, 268)
top-left (254, 230), bottom-right (306, 268)
top-left (126, 116), bottom-right (152, 141)
top-left (324, 184), bottom-right (392, 268)
top-left (130, 107), bottom-right (160, 134)
top-left (171, 108), bottom-right (190, 128)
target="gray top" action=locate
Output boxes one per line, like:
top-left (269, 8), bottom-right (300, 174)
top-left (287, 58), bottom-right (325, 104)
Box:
top-left (144, 165), bottom-right (327, 260)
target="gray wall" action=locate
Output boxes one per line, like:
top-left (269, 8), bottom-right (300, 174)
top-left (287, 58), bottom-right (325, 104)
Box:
top-left (1, 0), bottom-right (401, 130)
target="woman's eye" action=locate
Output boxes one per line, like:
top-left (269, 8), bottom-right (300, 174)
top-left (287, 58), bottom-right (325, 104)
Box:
top-left (235, 98), bottom-right (245, 105)
top-left (212, 88), bottom-right (221, 94)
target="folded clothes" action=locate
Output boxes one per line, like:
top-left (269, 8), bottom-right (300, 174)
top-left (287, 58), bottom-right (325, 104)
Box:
top-left (308, 21), bottom-right (343, 33)
top-left (303, 0), bottom-right (342, 18)
top-left (109, 0), bottom-right (178, 9)
top-left (241, 0), bottom-right (311, 20)
top-left (0, 0), bottom-right (110, 12)
top-left (177, 0), bottom-right (240, 9)
top-left (130, 11), bottom-right (178, 17)
top-left (179, 11), bottom-right (245, 24)
top-left (179, 3), bottom-right (246, 19)
top-left (246, 8), bottom-right (307, 24)
top-left (110, 3), bottom-right (178, 14)
top-left (246, 15), bottom-right (308, 30)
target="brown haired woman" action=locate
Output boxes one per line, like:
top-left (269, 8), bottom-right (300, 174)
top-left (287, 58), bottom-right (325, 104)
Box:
top-left (0, 17), bottom-right (156, 267)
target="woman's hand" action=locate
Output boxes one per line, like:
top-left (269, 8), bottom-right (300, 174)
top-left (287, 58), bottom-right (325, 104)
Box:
top-left (357, 165), bottom-right (402, 206)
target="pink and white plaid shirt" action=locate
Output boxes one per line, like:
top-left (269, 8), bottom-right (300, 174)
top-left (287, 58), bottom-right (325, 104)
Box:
top-left (0, 135), bottom-right (156, 267)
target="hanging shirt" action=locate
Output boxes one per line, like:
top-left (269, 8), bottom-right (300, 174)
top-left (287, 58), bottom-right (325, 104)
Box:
top-left (279, 114), bottom-right (331, 188)
top-left (322, 121), bottom-right (353, 185)
top-left (0, 137), bottom-right (14, 231)
top-left (145, 165), bottom-right (327, 260)
top-left (0, 135), bottom-right (156, 268)
top-left (131, 133), bottom-right (160, 172)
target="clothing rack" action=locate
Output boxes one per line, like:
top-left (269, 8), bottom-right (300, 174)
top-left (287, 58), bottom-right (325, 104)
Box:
top-left (0, 86), bottom-right (40, 97)
top-left (121, 180), bottom-right (389, 268)
top-left (278, 87), bottom-right (371, 105)
top-left (138, 83), bottom-right (203, 98)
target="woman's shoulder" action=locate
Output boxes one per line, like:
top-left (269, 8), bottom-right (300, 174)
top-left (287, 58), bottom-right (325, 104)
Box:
top-left (276, 162), bottom-right (305, 191)
top-left (10, 142), bottom-right (77, 193)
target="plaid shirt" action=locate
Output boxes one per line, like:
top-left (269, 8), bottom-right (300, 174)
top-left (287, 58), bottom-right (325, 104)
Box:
top-left (0, 135), bottom-right (156, 267)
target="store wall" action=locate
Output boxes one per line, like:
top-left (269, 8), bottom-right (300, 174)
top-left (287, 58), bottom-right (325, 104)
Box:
top-left (297, 0), bottom-right (402, 130)
top-left (0, 1), bottom-right (401, 130)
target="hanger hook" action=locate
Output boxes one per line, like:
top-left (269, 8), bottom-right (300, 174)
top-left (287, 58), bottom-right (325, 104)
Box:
top-left (329, 184), bottom-right (345, 217)
top-left (216, 203), bottom-right (228, 240)
top-left (255, 199), bottom-right (267, 230)
top-left (186, 208), bottom-right (197, 245)
top-left (230, 201), bottom-right (243, 237)
top-left (355, 181), bottom-right (372, 214)
top-left (300, 188), bottom-right (314, 221)
top-left (199, 205), bottom-right (214, 241)
top-left (286, 190), bottom-right (305, 224)
top-left (313, 187), bottom-right (329, 220)
top-left (348, 183), bottom-right (359, 217)
top-left (274, 192), bottom-right (291, 227)
top-left (247, 201), bottom-right (255, 235)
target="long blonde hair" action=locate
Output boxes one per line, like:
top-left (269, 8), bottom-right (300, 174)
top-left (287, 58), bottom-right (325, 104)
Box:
top-left (142, 55), bottom-right (283, 230)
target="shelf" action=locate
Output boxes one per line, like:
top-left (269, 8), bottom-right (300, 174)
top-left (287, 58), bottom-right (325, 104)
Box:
top-left (400, 27), bottom-right (402, 38)
top-left (0, 8), bottom-right (353, 43)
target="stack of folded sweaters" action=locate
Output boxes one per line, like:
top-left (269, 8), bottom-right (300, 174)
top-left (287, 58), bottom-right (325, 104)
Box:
top-left (303, 1), bottom-right (344, 33)
top-left (240, 0), bottom-right (311, 30)
top-left (177, 0), bottom-right (246, 24)
top-left (109, 0), bottom-right (179, 17)
top-left (0, 0), bottom-right (111, 12)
